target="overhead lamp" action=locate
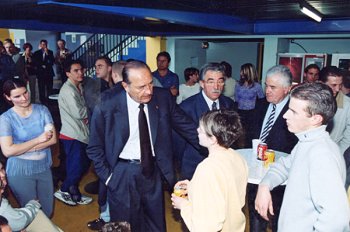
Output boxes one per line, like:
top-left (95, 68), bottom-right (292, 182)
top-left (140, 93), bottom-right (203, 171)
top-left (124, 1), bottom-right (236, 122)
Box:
top-left (144, 17), bottom-right (161, 22)
top-left (299, 2), bottom-right (322, 22)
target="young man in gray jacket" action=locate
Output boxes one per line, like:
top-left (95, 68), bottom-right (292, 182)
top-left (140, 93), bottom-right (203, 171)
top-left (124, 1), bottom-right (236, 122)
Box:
top-left (255, 82), bottom-right (350, 231)
top-left (55, 60), bottom-right (92, 206)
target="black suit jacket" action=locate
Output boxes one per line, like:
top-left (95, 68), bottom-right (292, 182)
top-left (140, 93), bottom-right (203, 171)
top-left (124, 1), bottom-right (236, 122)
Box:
top-left (33, 49), bottom-right (55, 78)
top-left (252, 98), bottom-right (298, 154)
top-left (86, 87), bottom-right (199, 190)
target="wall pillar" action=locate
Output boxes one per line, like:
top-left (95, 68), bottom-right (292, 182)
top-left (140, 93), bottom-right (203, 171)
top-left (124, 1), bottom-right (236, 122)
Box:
top-left (261, 37), bottom-right (289, 87)
top-left (146, 36), bottom-right (166, 71)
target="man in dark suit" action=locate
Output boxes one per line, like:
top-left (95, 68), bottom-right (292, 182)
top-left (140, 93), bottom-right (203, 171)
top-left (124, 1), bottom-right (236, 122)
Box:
top-left (33, 39), bottom-right (55, 104)
top-left (249, 65), bottom-right (298, 232)
top-left (178, 62), bottom-right (236, 179)
top-left (86, 60), bottom-right (200, 232)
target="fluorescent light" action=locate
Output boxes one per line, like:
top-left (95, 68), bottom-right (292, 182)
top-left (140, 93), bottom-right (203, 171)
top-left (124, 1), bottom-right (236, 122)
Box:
top-left (144, 17), bottom-right (161, 22)
top-left (300, 4), bottom-right (322, 22)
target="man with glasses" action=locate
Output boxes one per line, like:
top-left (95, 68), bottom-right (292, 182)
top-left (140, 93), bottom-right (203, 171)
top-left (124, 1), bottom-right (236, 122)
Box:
top-left (178, 62), bottom-right (235, 179)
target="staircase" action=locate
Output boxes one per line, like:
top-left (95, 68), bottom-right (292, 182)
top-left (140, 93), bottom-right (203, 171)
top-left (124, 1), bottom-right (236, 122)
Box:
top-left (71, 34), bottom-right (145, 77)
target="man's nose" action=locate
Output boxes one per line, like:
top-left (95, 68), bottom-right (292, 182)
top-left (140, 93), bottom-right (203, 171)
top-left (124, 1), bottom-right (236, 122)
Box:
top-left (145, 84), bottom-right (152, 94)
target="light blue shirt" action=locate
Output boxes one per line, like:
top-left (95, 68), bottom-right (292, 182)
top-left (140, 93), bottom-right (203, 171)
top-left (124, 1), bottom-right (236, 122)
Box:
top-left (0, 104), bottom-right (53, 176)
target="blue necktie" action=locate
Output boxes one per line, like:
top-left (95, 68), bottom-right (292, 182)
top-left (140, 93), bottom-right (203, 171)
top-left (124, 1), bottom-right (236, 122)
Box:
top-left (212, 101), bottom-right (217, 110)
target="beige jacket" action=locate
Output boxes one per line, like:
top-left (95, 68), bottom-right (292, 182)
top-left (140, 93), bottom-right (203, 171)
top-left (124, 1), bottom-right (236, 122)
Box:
top-left (181, 148), bottom-right (248, 232)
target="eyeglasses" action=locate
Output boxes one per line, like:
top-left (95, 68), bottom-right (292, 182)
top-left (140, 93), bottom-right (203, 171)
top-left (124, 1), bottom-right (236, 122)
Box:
top-left (205, 80), bottom-right (225, 86)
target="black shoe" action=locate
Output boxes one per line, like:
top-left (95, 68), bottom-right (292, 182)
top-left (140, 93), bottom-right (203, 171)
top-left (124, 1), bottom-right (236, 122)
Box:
top-left (84, 180), bottom-right (99, 195)
top-left (87, 218), bottom-right (106, 231)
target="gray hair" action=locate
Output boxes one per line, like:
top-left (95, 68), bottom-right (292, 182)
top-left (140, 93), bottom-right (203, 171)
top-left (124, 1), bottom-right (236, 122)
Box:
top-left (199, 62), bottom-right (226, 80)
top-left (266, 65), bottom-right (292, 87)
top-left (122, 60), bottom-right (151, 84)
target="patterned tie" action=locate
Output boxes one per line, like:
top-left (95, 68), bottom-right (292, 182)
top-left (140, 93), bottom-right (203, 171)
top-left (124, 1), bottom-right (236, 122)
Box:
top-left (139, 104), bottom-right (154, 178)
top-left (212, 101), bottom-right (217, 110)
top-left (260, 104), bottom-right (276, 142)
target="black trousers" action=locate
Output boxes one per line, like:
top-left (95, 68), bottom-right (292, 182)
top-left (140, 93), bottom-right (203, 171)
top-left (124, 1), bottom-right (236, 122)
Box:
top-left (98, 180), bottom-right (107, 208)
top-left (108, 161), bottom-right (166, 232)
top-left (247, 184), bottom-right (285, 232)
top-left (37, 74), bottom-right (53, 104)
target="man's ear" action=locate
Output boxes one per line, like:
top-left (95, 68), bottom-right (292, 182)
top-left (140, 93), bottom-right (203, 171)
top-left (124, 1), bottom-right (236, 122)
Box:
top-left (121, 81), bottom-right (128, 91)
top-left (199, 80), bottom-right (204, 89)
top-left (312, 114), bottom-right (323, 126)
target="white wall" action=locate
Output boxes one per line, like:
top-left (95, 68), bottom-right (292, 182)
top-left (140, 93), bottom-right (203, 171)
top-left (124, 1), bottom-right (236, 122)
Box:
top-left (174, 39), bottom-right (206, 83)
top-left (25, 30), bottom-right (58, 52)
top-left (174, 40), bottom-right (259, 83)
top-left (206, 42), bottom-right (259, 79)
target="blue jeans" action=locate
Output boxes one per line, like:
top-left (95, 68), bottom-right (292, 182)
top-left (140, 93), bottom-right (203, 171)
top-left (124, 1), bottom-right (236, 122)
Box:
top-left (8, 169), bottom-right (54, 217)
top-left (60, 139), bottom-right (90, 193)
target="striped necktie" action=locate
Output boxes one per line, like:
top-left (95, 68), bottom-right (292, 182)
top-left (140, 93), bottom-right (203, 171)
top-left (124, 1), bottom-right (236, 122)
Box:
top-left (260, 104), bottom-right (276, 142)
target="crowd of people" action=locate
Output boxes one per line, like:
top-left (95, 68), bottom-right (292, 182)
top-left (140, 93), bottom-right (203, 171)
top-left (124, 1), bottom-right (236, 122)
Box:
top-left (0, 40), bottom-right (349, 232)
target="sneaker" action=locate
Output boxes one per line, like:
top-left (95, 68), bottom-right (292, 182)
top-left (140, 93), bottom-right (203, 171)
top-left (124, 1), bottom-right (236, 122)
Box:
top-left (54, 190), bottom-right (77, 206)
top-left (87, 218), bottom-right (106, 231)
top-left (77, 194), bottom-right (93, 205)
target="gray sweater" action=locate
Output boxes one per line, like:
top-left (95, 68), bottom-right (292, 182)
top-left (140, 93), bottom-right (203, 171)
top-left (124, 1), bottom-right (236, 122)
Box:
top-left (0, 198), bottom-right (40, 231)
top-left (261, 126), bottom-right (350, 231)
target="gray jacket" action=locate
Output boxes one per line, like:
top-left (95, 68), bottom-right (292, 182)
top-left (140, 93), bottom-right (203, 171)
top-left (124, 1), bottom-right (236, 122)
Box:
top-left (58, 78), bottom-right (89, 144)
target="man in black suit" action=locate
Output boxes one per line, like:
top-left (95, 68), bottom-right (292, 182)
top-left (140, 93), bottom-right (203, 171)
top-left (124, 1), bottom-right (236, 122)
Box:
top-left (178, 62), bottom-right (236, 179)
top-left (249, 65), bottom-right (298, 232)
top-left (33, 39), bottom-right (55, 104)
top-left (87, 60), bottom-right (200, 232)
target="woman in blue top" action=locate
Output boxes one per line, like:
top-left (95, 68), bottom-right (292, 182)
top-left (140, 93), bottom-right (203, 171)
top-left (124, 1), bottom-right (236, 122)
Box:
top-left (0, 78), bottom-right (57, 217)
top-left (234, 63), bottom-right (265, 147)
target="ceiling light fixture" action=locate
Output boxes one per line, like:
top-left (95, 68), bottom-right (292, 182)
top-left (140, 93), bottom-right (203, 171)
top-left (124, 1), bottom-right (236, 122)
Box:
top-left (299, 2), bottom-right (322, 22)
top-left (144, 17), bottom-right (161, 22)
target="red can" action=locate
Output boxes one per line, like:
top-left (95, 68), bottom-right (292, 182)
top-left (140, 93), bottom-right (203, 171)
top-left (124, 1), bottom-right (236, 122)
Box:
top-left (257, 143), bottom-right (267, 160)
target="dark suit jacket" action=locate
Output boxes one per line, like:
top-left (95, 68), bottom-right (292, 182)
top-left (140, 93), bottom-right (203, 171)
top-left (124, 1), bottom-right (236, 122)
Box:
top-left (33, 49), bottom-right (55, 78)
top-left (83, 77), bottom-right (111, 121)
top-left (86, 87), bottom-right (199, 190)
top-left (252, 98), bottom-right (298, 154)
top-left (178, 92), bottom-right (236, 179)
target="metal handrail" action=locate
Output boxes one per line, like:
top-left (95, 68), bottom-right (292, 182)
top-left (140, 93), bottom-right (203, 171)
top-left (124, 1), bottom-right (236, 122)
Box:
top-left (70, 34), bottom-right (144, 77)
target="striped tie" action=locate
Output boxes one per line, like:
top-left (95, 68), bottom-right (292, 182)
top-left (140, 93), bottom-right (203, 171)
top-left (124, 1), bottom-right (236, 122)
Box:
top-left (260, 104), bottom-right (276, 142)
